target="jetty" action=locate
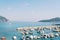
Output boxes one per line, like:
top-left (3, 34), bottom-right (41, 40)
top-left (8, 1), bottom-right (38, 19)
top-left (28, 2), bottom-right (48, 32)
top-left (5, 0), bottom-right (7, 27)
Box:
top-left (16, 26), bottom-right (60, 31)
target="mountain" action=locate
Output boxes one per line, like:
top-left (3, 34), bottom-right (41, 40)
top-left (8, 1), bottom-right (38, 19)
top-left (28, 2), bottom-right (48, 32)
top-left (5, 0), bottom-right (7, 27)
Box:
top-left (0, 16), bottom-right (8, 22)
top-left (39, 17), bottom-right (60, 22)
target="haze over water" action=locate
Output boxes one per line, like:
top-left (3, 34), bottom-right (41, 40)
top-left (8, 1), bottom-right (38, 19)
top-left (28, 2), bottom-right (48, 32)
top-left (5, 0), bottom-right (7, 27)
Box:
top-left (0, 0), bottom-right (60, 22)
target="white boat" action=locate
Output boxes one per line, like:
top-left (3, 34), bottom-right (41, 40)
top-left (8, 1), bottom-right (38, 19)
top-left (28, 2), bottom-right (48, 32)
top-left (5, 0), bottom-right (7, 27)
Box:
top-left (12, 36), bottom-right (17, 40)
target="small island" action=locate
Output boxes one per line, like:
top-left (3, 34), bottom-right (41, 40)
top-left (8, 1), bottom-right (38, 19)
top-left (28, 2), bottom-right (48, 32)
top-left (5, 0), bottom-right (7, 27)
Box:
top-left (0, 16), bottom-right (8, 22)
top-left (38, 17), bottom-right (60, 22)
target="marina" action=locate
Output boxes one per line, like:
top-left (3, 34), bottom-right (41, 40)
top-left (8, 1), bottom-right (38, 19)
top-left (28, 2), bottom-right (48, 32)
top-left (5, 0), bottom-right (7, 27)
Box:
top-left (0, 22), bottom-right (60, 40)
top-left (16, 25), bottom-right (60, 40)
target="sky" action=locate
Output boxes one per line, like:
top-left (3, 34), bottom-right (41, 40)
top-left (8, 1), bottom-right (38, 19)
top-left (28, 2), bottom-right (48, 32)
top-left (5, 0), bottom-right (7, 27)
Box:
top-left (0, 0), bottom-right (60, 22)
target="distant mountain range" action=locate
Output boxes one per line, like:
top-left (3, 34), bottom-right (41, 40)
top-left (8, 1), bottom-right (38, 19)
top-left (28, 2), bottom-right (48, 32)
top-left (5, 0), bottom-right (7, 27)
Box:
top-left (0, 16), bottom-right (60, 22)
top-left (0, 16), bottom-right (8, 22)
top-left (39, 17), bottom-right (60, 22)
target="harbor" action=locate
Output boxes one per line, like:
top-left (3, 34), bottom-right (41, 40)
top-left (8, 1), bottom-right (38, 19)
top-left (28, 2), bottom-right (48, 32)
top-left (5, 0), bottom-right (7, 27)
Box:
top-left (0, 0), bottom-right (60, 40)
top-left (0, 22), bottom-right (60, 40)
top-left (16, 25), bottom-right (60, 40)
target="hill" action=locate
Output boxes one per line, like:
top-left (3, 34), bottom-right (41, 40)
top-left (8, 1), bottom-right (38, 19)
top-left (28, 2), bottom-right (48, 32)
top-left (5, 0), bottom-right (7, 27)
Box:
top-left (0, 16), bottom-right (8, 22)
top-left (39, 17), bottom-right (60, 22)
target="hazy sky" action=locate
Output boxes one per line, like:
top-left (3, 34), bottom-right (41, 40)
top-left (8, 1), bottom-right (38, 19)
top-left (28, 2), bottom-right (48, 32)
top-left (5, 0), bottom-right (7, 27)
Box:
top-left (0, 0), bottom-right (60, 22)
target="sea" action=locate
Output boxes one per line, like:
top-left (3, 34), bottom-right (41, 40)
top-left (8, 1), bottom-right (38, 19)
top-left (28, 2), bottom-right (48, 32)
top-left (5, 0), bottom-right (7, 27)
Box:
top-left (0, 21), bottom-right (60, 40)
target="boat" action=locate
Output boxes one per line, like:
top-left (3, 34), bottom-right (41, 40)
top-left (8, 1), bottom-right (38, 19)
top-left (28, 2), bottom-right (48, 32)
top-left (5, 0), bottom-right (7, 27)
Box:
top-left (12, 36), bottom-right (17, 40)
top-left (52, 30), bottom-right (60, 32)
top-left (1, 37), bottom-right (6, 40)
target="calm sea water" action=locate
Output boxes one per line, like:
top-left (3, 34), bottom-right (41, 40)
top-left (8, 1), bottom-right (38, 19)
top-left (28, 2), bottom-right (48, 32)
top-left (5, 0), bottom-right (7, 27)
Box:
top-left (0, 21), bottom-right (60, 40)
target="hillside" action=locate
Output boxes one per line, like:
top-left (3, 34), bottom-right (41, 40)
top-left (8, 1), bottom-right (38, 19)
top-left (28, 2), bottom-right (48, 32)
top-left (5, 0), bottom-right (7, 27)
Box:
top-left (0, 16), bottom-right (8, 22)
top-left (39, 17), bottom-right (60, 22)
